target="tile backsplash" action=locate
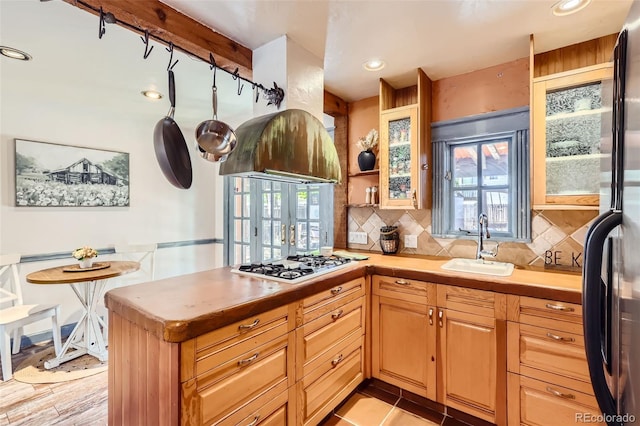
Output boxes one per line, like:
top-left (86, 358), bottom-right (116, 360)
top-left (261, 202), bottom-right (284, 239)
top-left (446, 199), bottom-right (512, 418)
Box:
top-left (347, 207), bottom-right (598, 271)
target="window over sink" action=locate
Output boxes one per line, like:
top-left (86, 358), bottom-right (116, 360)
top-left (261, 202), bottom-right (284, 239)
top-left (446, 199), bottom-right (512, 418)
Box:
top-left (431, 107), bottom-right (531, 242)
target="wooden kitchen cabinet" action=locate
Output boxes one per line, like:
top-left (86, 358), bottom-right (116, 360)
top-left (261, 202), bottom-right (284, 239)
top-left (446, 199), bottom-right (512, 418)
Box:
top-left (371, 275), bottom-right (437, 400)
top-left (378, 69), bottom-right (432, 209)
top-left (531, 63), bottom-right (612, 209)
top-left (180, 305), bottom-right (297, 426)
top-left (506, 296), bottom-right (602, 426)
top-left (437, 285), bottom-right (507, 426)
top-left (294, 277), bottom-right (366, 426)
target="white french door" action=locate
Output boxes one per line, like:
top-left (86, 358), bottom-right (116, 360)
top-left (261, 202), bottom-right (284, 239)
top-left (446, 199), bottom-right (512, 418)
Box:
top-left (224, 177), bottom-right (334, 265)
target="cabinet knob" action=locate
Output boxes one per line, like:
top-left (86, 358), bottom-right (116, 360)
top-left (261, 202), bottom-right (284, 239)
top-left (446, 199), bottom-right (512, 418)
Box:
top-left (238, 318), bottom-right (260, 330)
top-left (330, 286), bottom-right (343, 295)
top-left (544, 303), bottom-right (574, 312)
top-left (331, 354), bottom-right (343, 367)
top-left (246, 415), bottom-right (260, 426)
top-left (421, 163), bottom-right (428, 170)
top-left (546, 332), bottom-right (575, 342)
top-left (428, 308), bottom-right (434, 326)
top-left (546, 386), bottom-right (575, 399)
top-left (394, 279), bottom-right (409, 285)
top-left (238, 352), bottom-right (260, 366)
top-left (438, 310), bottom-right (444, 328)
top-left (331, 309), bottom-right (344, 321)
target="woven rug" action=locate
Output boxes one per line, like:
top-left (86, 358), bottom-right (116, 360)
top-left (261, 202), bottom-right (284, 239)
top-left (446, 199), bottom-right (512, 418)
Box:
top-left (13, 346), bottom-right (107, 384)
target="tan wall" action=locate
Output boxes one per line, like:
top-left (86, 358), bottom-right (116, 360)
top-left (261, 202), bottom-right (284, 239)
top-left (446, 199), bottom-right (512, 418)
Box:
top-left (348, 96), bottom-right (380, 173)
top-left (347, 96), bottom-right (380, 205)
top-left (432, 57), bottom-right (530, 122)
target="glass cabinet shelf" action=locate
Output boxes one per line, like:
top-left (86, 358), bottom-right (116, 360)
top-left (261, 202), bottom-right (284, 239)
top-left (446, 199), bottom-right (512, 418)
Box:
top-left (532, 63), bottom-right (612, 208)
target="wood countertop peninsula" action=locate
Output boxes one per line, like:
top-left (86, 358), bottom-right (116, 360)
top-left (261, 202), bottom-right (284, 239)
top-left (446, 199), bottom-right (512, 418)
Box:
top-left (104, 253), bottom-right (583, 343)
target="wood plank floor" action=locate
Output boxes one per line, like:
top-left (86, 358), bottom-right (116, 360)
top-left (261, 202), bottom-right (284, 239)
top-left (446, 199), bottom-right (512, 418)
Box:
top-left (0, 341), bottom-right (107, 425)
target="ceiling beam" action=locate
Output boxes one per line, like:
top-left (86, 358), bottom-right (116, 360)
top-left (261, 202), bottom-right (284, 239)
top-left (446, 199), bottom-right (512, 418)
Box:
top-left (324, 90), bottom-right (348, 117)
top-left (64, 0), bottom-right (253, 79)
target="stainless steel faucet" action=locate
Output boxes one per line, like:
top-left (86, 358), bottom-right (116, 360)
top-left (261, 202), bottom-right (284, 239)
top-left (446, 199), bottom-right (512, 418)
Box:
top-left (476, 213), bottom-right (498, 261)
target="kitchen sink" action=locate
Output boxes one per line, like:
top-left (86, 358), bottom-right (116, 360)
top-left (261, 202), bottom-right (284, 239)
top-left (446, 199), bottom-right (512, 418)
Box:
top-left (441, 258), bottom-right (515, 277)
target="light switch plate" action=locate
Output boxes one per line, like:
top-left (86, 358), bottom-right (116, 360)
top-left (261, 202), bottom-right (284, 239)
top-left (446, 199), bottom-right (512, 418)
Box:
top-left (348, 232), bottom-right (368, 244)
top-left (405, 234), bottom-right (418, 248)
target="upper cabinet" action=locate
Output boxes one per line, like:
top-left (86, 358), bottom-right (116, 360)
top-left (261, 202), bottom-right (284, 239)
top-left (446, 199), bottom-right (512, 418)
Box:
top-left (379, 69), bottom-right (432, 209)
top-left (532, 63), bottom-right (613, 209)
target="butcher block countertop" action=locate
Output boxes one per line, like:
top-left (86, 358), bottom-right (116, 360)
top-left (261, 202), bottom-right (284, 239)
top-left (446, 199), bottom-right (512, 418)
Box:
top-left (104, 253), bottom-right (583, 343)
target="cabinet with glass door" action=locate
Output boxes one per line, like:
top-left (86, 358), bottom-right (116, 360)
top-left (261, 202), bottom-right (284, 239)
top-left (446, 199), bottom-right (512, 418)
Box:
top-left (532, 64), bottom-right (612, 209)
top-left (378, 69), bottom-right (432, 209)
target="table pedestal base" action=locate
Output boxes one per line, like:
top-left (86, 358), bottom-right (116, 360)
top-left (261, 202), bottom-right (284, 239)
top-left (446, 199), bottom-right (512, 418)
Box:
top-left (44, 279), bottom-right (108, 369)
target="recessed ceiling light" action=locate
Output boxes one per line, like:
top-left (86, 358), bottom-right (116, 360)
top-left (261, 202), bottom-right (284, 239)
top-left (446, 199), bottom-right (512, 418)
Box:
top-left (0, 46), bottom-right (32, 61)
top-left (141, 90), bottom-right (163, 100)
top-left (363, 59), bottom-right (385, 71)
top-left (552, 0), bottom-right (591, 16)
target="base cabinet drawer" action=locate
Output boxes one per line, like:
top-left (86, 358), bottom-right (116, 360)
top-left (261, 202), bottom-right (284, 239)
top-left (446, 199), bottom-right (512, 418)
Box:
top-left (509, 322), bottom-right (591, 383)
top-left (218, 381), bottom-right (291, 426)
top-left (508, 373), bottom-right (603, 426)
top-left (297, 332), bottom-right (364, 426)
top-left (296, 296), bottom-right (365, 378)
top-left (181, 333), bottom-right (292, 425)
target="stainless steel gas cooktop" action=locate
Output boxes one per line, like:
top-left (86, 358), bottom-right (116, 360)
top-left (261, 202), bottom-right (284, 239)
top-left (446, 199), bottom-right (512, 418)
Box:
top-left (231, 254), bottom-right (352, 284)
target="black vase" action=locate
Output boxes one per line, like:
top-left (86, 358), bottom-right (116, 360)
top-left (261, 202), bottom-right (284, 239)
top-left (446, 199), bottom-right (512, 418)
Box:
top-left (357, 150), bottom-right (376, 171)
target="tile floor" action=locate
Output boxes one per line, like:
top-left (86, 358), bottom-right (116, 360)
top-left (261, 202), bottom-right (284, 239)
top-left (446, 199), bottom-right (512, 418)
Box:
top-left (320, 381), bottom-right (476, 426)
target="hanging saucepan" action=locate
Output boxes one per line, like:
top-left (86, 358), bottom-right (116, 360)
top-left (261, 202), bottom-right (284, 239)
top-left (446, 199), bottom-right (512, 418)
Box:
top-left (195, 61), bottom-right (237, 162)
top-left (153, 68), bottom-right (193, 189)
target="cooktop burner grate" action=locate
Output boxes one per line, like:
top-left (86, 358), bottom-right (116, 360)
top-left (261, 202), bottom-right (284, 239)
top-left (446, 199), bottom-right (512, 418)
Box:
top-left (233, 254), bottom-right (352, 283)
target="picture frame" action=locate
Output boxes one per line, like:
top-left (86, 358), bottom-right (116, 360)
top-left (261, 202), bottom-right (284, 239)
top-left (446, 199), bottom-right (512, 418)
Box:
top-left (14, 139), bottom-right (130, 207)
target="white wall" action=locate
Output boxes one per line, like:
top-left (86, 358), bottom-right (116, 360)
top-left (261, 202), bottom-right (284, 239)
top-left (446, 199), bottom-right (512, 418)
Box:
top-left (0, 1), bottom-right (251, 337)
top-left (0, 97), bottom-right (227, 334)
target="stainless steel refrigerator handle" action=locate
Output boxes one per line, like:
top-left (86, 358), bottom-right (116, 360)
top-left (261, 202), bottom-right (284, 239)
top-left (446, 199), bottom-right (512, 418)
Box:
top-left (582, 209), bottom-right (622, 420)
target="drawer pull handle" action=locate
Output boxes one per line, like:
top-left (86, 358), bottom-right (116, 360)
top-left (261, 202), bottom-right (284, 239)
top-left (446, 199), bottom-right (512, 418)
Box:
top-left (238, 319), bottom-right (260, 330)
top-left (331, 286), bottom-right (342, 295)
top-left (546, 386), bottom-right (575, 399)
top-left (238, 352), bottom-right (259, 366)
top-left (429, 308), bottom-right (434, 326)
top-left (331, 309), bottom-right (344, 320)
top-left (331, 354), bottom-right (343, 367)
top-left (246, 415), bottom-right (260, 426)
top-left (395, 279), bottom-right (409, 285)
top-left (546, 332), bottom-right (575, 342)
top-left (544, 303), bottom-right (574, 312)
top-left (438, 310), bottom-right (444, 328)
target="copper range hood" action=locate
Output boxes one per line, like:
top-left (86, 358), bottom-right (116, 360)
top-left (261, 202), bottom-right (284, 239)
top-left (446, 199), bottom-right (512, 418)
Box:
top-left (218, 109), bottom-right (341, 184)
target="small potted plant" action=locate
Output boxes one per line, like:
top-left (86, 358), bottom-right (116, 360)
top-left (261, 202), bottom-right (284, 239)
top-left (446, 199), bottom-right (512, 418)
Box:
top-left (357, 128), bottom-right (379, 171)
top-left (72, 246), bottom-right (98, 269)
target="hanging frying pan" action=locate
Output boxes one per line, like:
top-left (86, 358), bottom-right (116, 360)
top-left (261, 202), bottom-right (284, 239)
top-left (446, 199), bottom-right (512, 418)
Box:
top-left (153, 69), bottom-right (193, 189)
top-left (195, 57), bottom-right (237, 162)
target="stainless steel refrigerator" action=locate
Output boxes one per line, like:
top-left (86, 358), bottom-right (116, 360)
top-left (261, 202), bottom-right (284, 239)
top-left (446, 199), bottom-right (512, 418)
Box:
top-left (583, 1), bottom-right (640, 425)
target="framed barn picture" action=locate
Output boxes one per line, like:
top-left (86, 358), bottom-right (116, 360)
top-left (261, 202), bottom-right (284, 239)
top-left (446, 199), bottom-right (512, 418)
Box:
top-left (14, 139), bottom-right (130, 207)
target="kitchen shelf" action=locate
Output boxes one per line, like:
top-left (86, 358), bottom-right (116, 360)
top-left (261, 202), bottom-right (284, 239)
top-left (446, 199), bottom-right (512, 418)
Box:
top-left (389, 173), bottom-right (411, 179)
top-left (389, 141), bottom-right (411, 148)
top-left (545, 107), bottom-right (608, 121)
top-left (348, 169), bottom-right (380, 177)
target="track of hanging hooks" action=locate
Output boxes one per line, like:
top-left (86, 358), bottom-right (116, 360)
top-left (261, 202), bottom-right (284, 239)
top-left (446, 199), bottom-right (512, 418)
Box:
top-left (84, 0), bottom-right (284, 108)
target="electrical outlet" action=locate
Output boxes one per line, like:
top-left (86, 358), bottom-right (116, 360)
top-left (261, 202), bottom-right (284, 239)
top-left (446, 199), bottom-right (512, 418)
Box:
top-left (348, 232), bottom-right (368, 244)
top-left (405, 234), bottom-right (418, 248)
